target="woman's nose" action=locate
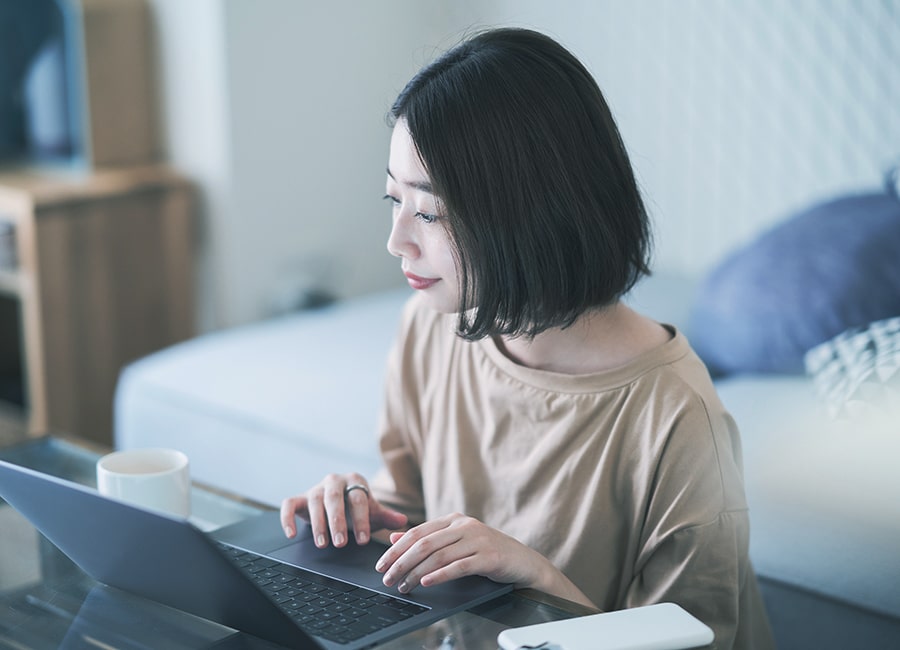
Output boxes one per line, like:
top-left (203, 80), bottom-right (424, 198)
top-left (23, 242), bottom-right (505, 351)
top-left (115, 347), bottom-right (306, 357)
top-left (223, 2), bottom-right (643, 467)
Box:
top-left (387, 213), bottom-right (419, 259)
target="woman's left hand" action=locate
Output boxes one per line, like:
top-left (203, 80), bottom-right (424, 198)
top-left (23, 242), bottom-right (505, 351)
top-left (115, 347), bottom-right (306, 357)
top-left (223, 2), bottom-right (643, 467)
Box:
top-left (375, 512), bottom-right (547, 594)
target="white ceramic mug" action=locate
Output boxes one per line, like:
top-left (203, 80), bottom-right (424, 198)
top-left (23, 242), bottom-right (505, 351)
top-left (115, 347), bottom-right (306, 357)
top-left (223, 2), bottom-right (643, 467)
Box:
top-left (96, 448), bottom-right (191, 518)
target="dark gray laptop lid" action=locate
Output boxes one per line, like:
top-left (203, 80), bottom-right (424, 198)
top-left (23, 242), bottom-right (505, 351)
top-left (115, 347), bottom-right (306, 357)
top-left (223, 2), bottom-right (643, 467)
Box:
top-left (0, 459), bottom-right (319, 649)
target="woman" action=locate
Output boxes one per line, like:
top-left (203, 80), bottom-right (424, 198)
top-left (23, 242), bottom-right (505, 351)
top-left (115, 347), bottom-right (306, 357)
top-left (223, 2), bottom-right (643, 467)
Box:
top-left (281, 27), bottom-right (774, 649)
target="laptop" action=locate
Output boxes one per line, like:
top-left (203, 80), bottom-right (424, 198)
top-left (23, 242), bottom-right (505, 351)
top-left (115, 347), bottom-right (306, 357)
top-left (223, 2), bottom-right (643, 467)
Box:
top-left (0, 459), bottom-right (512, 649)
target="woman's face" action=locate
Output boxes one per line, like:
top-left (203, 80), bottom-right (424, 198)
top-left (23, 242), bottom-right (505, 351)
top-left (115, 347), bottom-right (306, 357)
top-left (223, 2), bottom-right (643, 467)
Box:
top-left (385, 119), bottom-right (460, 313)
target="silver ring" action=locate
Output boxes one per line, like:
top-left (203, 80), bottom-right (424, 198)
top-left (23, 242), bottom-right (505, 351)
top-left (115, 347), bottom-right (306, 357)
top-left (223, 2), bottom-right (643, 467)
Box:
top-left (344, 484), bottom-right (369, 498)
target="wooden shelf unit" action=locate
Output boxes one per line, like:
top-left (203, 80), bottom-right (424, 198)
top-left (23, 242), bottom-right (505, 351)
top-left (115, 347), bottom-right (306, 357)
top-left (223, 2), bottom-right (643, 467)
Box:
top-left (0, 164), bottom-right (194, 445)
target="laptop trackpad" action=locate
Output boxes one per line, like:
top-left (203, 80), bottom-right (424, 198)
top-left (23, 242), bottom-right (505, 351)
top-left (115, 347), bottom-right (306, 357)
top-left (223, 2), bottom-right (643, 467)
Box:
top-left (269, 533), bottom-right (392, 594)
top-left (213, 511), bottom-right (391, 591)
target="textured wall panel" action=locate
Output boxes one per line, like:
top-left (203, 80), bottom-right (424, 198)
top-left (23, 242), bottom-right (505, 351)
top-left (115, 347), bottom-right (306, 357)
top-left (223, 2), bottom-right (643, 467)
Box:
top-left (587, 0), bottom-right (900, 273)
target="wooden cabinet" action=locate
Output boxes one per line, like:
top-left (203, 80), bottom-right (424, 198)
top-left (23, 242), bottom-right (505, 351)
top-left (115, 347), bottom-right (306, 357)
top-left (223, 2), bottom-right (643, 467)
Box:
top-left (0, 165), bottom-right (194, 446)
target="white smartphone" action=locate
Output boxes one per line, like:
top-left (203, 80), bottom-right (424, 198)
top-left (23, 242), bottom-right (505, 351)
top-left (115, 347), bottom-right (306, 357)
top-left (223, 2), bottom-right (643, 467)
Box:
top-left (497, 602), bottom-right (714, 650)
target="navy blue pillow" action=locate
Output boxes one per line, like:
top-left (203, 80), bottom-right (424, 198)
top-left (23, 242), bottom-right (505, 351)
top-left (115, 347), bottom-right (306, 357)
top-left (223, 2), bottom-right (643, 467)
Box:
top-left (689, 190), bottom-right (900, 375)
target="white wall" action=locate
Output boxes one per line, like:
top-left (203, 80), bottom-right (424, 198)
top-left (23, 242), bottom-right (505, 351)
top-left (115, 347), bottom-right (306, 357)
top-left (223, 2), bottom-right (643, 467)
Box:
top-left (218, 1), bottom-right (455, 327)
top-left (150, 0), bottom-right (452, 329)
top-left (150, 1), bottom-right (900, 331)
top-left (148, 0), bottom-right (231, 331)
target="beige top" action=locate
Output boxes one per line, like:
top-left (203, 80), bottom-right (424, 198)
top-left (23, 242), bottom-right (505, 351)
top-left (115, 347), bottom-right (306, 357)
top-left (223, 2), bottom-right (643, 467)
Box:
top-left (371, 294), bottom-right (774, 649)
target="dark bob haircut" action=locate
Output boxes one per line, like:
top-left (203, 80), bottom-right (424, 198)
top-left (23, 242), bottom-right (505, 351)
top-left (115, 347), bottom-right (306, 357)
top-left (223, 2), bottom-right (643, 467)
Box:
top-left (390, 28), bottom-right (652, 340)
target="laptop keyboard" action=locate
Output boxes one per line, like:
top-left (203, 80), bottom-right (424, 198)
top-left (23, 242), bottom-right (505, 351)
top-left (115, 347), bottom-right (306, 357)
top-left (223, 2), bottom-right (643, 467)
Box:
top-left (217, 543), bottom-right (428, 645)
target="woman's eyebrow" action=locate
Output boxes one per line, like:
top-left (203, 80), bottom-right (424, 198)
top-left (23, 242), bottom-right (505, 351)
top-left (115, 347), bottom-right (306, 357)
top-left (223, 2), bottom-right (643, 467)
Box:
top-left (386, 167), bottom-right (434, 194)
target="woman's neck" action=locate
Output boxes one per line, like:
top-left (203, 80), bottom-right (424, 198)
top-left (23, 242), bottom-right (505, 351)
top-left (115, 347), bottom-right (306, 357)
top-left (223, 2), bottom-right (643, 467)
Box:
top-left (495, 302), bottom-right (672, 375)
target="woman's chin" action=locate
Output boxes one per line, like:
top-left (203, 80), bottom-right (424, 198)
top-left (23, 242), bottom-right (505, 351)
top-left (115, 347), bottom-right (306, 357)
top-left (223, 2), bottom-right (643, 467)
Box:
top-left (418, 291), bottom-right (459, 315)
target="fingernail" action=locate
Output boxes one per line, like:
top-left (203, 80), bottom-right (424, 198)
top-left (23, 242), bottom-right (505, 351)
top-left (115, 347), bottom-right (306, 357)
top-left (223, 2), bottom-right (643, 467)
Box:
top-left (375, 559), bottom-right (385, 572)
top-left (398, 581), bottom-right (409, 593)
top-left (316, 534), bottom-right (326, 547)
top-left (283, 526), bottom-right (293, 538)
top-left (335, 532), bottom-right (345, 546)
top-left (357, 531), bottom-right (369, 544)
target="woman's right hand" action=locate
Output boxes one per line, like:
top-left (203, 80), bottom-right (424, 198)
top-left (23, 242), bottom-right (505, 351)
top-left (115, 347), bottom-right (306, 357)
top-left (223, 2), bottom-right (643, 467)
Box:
top-left (279, 473), bottom-right (408, 548)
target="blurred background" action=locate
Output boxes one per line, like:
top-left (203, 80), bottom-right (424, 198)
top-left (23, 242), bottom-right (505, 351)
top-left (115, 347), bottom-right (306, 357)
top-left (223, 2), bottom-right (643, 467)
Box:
top-left (2, 0), bottom-right (899, 333)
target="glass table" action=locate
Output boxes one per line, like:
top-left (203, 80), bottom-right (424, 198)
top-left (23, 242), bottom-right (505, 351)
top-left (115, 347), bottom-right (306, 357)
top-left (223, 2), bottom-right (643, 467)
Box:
top-left (0, 435), bottom-right (595, 649)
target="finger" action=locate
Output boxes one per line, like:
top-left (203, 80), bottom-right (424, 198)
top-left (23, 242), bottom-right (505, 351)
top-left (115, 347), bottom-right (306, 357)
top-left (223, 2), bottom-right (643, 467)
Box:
top-left (344, 481), bottom-right (371, 545)
top-left (419, 553), bottom-right (478, 588)
top-left (305, 487), bottom-right (330, 548)
top-left (279, 495), bottom-right (309, 538)
top-left (321, 475), bottom-right (350, 547)
top-left (376, 526), bottom-right (418, 573)
top-left (378, 517), bottom-right (451, 570)
top-left (373, 507), bottom-right (409, 533)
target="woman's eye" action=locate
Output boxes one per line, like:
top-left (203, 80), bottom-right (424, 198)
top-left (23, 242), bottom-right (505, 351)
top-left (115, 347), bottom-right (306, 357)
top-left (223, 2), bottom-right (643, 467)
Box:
top-left (383, 195), bottom-right (440, 223)
top-left (415, 212), bottom-right (439, 224)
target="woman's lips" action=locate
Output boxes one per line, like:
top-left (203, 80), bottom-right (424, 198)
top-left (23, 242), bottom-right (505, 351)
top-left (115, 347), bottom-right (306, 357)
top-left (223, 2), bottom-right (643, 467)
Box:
top-left (404, 271), bottom-right (440, 290)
